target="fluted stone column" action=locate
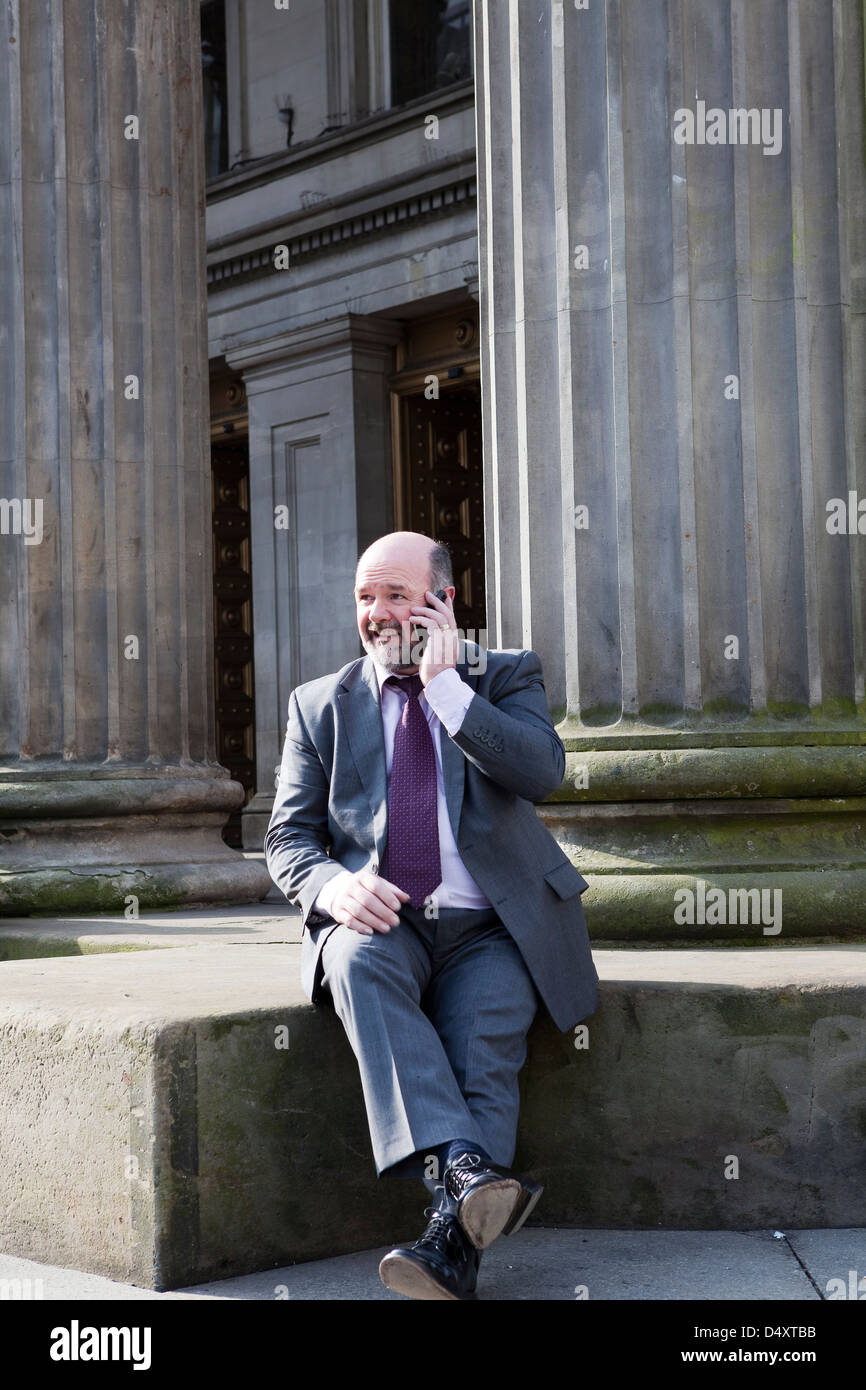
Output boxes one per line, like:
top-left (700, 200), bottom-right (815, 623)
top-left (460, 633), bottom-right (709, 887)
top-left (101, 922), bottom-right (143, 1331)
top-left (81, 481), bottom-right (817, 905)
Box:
top-left (473, 0), bottom-right (866, 936)
top-left (0, 0), bottom-right (270, 912)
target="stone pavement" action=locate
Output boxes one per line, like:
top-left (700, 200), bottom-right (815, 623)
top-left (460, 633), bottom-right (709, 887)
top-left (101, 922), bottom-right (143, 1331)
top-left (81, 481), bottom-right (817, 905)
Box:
top-left (0, 1227), bottom-right (862, 1301)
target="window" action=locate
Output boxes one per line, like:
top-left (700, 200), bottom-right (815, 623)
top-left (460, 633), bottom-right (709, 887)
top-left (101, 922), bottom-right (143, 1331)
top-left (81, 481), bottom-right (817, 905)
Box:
top-left (201, 0), bottom-right (229, 178)
top-left (389, 0), bottom-right (472, 108)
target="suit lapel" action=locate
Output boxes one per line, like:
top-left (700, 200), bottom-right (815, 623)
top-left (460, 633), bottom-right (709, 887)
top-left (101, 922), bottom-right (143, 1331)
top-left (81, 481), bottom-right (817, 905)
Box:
top-left (338, 657), bottom-right (389, 859)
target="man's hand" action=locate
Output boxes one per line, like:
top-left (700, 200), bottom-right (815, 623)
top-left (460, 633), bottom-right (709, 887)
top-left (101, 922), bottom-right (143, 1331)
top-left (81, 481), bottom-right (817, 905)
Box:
top-left (412, 588), bottom-right (460, 685)
top-left (331, 868), bottom-right (410, 936)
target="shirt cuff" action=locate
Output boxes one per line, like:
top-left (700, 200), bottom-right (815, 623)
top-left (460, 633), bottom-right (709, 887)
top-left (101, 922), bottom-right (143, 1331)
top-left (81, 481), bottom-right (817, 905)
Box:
top-left (422, 667), bottom-right (476, 736)
top-left (313, 868), bottom-right (353, 919)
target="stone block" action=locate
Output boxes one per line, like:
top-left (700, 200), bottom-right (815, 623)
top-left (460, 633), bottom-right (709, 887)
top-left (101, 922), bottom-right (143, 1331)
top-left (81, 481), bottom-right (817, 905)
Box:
top-left (0, 943), bottom-right (863, 1289)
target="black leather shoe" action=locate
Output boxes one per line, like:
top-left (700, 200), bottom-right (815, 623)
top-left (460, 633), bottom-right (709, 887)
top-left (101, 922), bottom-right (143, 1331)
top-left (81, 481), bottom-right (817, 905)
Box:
top-left (378, 1197), bottom-right (481, 1301)
top-left (444, 1150), bottom-right (544, 1249)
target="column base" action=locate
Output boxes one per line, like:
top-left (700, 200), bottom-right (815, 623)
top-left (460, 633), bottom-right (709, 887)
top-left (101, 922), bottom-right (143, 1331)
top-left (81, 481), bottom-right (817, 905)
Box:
top-left (0, 767), bottom-right (272, 915)
top-left (542, 744), bottom-right (866, 943)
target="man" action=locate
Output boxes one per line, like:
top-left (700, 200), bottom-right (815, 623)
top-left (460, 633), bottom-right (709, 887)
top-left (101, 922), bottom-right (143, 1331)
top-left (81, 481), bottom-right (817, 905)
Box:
top-left (265, 530), bottom-right (598, 1300)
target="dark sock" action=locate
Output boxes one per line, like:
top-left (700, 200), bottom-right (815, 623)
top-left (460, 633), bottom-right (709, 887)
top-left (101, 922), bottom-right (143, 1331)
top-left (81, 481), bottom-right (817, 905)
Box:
top-left (420, 1137), bottom-right (491, 1197)
top-left (443, 1137), bottom-right (491, 1170)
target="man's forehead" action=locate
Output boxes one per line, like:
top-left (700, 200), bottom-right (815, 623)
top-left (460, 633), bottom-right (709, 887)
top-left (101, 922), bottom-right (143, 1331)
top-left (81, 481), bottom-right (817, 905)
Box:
top-left (354, 561), bottom-right (426, 590)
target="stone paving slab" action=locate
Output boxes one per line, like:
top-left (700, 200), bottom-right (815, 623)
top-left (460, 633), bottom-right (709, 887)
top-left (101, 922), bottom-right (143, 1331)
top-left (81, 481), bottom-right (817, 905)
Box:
top-left (2, 1227), bottom-right (860, 1301)
top-left (181, 1227), bottom-right (821, 1302)
top-left (785, 1229), bottom-right (866, 1299)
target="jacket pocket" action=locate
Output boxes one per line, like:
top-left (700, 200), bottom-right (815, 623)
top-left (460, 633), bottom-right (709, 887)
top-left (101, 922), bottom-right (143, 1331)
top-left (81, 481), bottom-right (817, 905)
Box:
top-left (544, 859), bottom-right (589, 899)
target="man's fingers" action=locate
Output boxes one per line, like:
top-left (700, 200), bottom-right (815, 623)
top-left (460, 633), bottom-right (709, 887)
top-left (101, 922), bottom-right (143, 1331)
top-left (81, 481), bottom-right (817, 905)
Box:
top-left (340, 916), bottom-right (373, 935)
top-left (334, 870), bottom-right (410, 934)
top-left (352, 884), bottom-right (399, 920)
top-left (341, 890), bottom-right (398, 930)
top-left (370, 873), bottom-right (410, 904)
top-left (371, 884), bottom-right (407, 911)
top-left (336, 904), bottom-right (385, 934)
top-left (344, 915), bottom-right (389, 934)
top-left (343, 920), bottom-right (374, 936)
top-left (357, 871), bottom-right (409, 910)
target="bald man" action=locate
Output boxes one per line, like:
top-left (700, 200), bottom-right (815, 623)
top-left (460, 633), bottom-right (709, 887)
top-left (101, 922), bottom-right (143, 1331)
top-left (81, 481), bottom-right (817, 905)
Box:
top-left (265, 532), bottom-right (598, 1300)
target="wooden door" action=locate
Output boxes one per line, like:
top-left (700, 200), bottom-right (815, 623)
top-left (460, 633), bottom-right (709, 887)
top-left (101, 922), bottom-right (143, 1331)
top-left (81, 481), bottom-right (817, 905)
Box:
top-left (396, 386), bottom-right (486, 637)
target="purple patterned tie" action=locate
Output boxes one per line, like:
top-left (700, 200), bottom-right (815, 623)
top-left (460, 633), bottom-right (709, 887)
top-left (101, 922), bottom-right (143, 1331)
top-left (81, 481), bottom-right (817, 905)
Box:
top-left (380, 674), bottom-right (441, 908)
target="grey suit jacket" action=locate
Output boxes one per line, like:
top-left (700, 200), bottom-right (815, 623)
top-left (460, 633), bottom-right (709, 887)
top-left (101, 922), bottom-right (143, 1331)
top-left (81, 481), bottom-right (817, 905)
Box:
top-left (264, 641), bottom-right (599, 1032)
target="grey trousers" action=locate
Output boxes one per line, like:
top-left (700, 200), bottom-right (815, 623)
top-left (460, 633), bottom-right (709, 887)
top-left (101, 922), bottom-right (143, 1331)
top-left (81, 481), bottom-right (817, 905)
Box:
top-left (319, 903), bottom-right (540, 1179)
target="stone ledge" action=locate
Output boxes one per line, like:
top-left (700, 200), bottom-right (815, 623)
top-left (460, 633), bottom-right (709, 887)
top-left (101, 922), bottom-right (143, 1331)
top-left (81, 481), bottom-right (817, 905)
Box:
top-left (0, 901), bottom-right (300, 961)
top-left (0, 944), bottom-right (863, 1289)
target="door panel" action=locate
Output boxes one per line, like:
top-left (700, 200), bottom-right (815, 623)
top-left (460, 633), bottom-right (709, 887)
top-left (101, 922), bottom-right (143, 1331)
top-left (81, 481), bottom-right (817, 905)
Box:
top-left (396, 385), bottom-right (485, 638)
top-left (211, 441), bottom-right (256, 847)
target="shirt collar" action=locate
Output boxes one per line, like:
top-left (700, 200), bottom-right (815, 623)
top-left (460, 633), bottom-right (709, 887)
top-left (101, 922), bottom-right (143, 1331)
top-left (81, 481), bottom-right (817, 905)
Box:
top-left (372, 661), bottom-right (420, 694)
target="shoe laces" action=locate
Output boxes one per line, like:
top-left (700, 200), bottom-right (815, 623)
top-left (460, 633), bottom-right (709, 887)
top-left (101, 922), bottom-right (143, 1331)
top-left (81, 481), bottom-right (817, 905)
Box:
top-left (416, 1207), bottom-right (466, 1260)
top-left (445, 1151), bottom-right (484, 1197)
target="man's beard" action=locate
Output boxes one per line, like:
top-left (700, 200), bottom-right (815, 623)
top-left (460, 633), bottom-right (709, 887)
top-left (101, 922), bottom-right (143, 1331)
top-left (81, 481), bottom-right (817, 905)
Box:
top-left (363, 623), bottom-right (419, 672)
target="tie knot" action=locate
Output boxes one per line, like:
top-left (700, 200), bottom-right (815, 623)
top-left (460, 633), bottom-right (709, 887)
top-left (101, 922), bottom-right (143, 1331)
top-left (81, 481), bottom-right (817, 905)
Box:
top-left (385, 673), bottom-right (424, 699)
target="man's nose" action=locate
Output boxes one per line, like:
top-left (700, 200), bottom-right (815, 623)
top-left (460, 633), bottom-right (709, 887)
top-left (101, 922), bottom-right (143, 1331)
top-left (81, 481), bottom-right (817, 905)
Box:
top-left (368, 598), bottom-right (393, 622)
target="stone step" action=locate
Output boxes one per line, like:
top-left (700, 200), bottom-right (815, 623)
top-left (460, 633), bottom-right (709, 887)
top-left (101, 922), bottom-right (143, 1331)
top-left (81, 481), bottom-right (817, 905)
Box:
top-left (0, 938), bottom-right (863, 1290)
top-left (0, 901), bottom-right (300, 961)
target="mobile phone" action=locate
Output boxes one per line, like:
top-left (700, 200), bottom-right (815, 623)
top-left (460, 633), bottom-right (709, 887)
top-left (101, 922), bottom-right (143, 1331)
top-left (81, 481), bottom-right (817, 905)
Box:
top-left (412, 589), bottom-right (448, 654)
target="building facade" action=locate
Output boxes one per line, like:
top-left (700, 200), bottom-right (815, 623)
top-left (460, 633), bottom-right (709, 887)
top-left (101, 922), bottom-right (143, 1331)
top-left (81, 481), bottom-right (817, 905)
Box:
top-left (202, 0), bottom-right (484, 848)
top-left (2, 0), bottom-right (865, 938)
top-left (203, 0), bottom-right (866, 947)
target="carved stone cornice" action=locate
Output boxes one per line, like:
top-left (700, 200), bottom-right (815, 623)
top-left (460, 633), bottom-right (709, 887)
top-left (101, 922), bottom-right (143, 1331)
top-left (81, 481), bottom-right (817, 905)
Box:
top-left (207, 154), bottom-right (477, 289)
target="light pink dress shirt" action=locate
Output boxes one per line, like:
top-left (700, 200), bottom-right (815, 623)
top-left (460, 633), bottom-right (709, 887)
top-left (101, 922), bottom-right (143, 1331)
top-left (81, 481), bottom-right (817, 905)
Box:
top-left (312, 663), bottom-right (492, 916)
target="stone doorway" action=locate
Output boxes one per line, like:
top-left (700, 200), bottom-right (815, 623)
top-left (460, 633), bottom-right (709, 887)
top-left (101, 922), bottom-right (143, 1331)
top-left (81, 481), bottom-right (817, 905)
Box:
top-left (390, 305), bottom-right (486, 637)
